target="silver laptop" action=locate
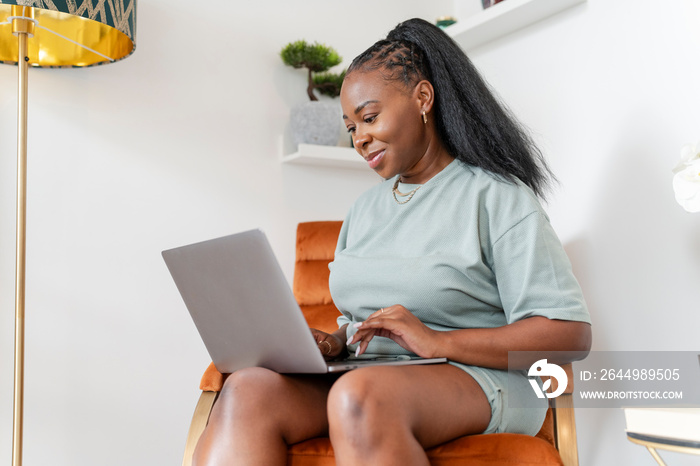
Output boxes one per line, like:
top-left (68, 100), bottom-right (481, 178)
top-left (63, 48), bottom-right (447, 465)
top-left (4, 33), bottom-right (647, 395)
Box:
top-left (162, 229), bottom-right (447, 374)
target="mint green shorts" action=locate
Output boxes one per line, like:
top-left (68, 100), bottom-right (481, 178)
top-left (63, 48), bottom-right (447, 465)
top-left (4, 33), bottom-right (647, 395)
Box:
top-left (451, 362), bottom-right (548, 435)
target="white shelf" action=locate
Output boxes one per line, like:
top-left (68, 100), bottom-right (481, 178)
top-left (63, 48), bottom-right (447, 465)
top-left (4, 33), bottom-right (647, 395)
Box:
top-left (281, 144), bottom-right (368, 170)
top-left (446, 0), bottom-right (586, 51)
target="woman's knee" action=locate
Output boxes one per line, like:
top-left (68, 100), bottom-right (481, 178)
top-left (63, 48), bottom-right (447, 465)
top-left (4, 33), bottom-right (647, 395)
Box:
top-left (327, 369), bottom-right (402, 438)
top-left (213, 368), bottom-right (333, 446)
top-left (218, 367), bottom-right (286, 415)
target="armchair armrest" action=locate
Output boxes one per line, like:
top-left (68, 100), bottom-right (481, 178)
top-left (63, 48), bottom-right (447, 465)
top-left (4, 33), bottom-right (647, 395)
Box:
top-left (200, 362), bottom-right (224, 392)
top-left (182, 391), bottom-right (218, 466)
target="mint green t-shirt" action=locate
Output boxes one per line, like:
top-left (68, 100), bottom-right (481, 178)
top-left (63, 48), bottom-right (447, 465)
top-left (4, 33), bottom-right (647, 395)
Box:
top-left (328, 159), bottom-right (590, 435)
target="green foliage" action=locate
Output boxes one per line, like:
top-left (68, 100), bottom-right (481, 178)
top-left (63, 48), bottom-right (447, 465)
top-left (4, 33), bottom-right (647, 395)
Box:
top-left (280, 40), bottom-right (345, 100)
top-left (280, 40), bottom-right (341, 72)
top-left (312, 69), bottom-right (346, 98)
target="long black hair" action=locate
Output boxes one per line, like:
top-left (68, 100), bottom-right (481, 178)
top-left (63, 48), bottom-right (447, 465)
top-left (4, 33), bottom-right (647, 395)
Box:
top-left (347, 18), bottom-right (554, 198)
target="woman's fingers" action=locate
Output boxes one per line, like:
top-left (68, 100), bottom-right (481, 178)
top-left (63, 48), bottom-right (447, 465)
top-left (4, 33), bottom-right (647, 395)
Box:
top-left (318, 339), bottom-right (333, 357)
top-left (349, 305), bottom-right (440, 358)
top-left (348, 306), bottom-right (399, 356)
top-left (312, 329), bottom-right (343, 360)
top-left (354, 329), bottom-right (376, 357)
top-left (347, 327), bottom-right (374, 356)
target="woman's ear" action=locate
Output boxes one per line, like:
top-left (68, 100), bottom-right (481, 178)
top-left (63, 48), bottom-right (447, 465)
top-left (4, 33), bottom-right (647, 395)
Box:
top-left (415, 80), bottom-right (435, 114)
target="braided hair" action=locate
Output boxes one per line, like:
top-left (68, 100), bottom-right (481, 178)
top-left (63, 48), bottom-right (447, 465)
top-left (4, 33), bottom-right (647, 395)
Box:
top-left (347, 18), bottom-right (554, 198)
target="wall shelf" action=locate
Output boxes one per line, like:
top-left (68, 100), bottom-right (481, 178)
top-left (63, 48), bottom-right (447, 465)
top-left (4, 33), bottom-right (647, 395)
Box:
top-left (282, 144), bottom-right (368, 170)
top-left (446, 0), bottom-right (586, 51)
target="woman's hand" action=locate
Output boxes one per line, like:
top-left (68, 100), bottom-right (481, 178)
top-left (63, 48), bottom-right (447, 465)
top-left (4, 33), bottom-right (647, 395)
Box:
top-left (347, 305), bottom-right (441, 358)
top-left (311, 328), bottom-right (346, 360)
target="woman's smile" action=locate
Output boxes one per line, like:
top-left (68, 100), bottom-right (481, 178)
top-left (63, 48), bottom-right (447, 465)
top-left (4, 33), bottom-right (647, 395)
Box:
top-left (366, 149), bottom-right (385, 169)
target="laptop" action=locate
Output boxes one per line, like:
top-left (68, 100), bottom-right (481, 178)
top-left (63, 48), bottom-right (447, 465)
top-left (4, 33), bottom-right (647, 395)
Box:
top-left (162, 229), bottom-right (447, 374)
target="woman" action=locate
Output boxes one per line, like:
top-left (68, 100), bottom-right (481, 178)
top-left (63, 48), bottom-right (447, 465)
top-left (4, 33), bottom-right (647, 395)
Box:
top-left (194, 18), bottom-right (591, 465)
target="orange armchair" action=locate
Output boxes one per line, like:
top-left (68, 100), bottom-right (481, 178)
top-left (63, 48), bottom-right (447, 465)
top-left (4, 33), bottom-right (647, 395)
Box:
top-left (182, 221), bottom-right (580, 466)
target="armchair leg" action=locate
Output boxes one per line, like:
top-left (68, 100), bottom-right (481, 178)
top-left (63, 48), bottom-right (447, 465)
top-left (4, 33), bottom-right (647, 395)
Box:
top-left (182, 391), bottom-right (218, 466)
top-left (552, 393), bottom-right (579, 466)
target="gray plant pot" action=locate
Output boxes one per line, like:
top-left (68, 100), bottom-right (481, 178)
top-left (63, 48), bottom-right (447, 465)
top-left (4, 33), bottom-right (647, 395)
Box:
top-left (290, 101), bottom-right (341, 146)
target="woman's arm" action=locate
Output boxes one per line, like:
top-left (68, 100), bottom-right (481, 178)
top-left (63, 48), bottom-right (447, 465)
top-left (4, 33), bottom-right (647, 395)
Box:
top-left (438, 316), bottom-right (591, 369)
top-left (350, 307), bottom-right (591, 370)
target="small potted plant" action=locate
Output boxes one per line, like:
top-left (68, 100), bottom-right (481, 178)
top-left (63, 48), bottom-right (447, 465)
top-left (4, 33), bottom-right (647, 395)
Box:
top-left (281, 40), bottom-right (346, 146)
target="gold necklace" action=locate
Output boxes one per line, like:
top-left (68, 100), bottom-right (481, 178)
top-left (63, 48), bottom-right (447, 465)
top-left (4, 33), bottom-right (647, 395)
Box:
top-left (392, 178), bottom-right (421, 204)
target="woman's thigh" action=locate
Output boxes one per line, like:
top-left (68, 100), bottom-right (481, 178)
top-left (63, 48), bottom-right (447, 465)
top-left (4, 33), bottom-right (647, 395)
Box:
top-left (328, 363), bottom-right (491, 448)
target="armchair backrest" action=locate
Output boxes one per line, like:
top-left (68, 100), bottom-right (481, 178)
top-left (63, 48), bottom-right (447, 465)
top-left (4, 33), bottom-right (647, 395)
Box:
top-left (292, 221), bottom-right (343, 333)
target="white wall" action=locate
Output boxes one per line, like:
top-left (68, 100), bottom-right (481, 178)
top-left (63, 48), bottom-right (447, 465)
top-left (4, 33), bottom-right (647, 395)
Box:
top-left (461, 1), bottom-right (700, 464)
top-left (0, 0), bottom-right (698, 465)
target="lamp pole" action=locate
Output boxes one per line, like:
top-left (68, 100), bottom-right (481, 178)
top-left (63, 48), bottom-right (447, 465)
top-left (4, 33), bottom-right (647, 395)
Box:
top-left (12, 8), bottom-right (32, 466)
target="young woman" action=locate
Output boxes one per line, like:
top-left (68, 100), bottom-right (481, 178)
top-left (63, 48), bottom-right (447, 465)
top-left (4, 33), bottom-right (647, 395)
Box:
top-left (193, 18), bottom-right (591, 465)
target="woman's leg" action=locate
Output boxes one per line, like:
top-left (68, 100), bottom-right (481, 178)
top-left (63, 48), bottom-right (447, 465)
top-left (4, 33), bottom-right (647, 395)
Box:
top-left (327, 364), bottom-right (491, 466)
top-left (193, 367), bottom-right (336, 466)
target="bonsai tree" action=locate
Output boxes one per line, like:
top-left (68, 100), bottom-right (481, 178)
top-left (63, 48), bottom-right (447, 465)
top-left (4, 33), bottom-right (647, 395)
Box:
top-left (280, 40), bottom-right (346, 101)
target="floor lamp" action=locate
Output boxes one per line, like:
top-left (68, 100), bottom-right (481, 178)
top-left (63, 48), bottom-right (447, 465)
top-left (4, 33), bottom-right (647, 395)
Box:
top-left (0, 2), bottom-right (136, 465)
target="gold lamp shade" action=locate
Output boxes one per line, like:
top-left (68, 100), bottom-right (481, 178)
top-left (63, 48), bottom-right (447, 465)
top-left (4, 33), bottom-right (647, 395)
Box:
top-left (0, 0), bottom-right (136, 67)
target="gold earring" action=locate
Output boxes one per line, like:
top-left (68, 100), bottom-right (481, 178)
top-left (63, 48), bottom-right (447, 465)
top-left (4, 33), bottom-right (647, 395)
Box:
top-left (422, 111), bottom-right (427, 124)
